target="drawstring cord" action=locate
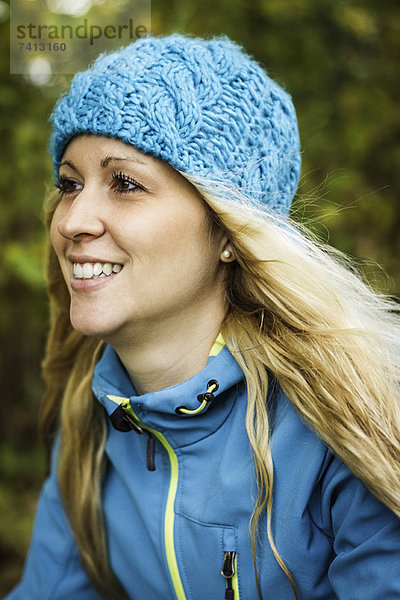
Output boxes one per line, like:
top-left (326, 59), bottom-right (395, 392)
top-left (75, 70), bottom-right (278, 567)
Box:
top-left (175, 379), bottom-right (219, 415)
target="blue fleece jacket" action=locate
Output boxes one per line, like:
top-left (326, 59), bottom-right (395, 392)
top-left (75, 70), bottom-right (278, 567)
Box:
top-left (5, 343), bottom-right (400, 600)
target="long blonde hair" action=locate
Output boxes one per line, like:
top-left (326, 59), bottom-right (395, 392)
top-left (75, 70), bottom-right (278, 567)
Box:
top-left (41, 177), bottom-right (400, 599)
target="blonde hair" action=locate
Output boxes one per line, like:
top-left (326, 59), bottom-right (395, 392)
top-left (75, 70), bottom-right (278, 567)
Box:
top-left (41, 178), bottom-right (400, 599)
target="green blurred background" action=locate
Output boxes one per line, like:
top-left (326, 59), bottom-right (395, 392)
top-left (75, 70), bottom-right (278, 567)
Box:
top-left (1, 0), bottom-right (399, 595)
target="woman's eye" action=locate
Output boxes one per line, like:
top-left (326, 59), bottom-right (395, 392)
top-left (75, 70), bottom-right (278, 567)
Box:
top-left (111, 171), bottom-right (144, 194)
top-left (54, 172), bottom-right (144, 197)
top-left (55, 176), bottom-right (82, 196)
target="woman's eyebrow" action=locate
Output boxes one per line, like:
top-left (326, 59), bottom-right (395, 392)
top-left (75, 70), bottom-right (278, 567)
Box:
top-left (59, 159), bottom-right (79, 172)
top-left (58, 155), bottom-right (149, 178)
top-left (100, 155), bottom-right (146, 168)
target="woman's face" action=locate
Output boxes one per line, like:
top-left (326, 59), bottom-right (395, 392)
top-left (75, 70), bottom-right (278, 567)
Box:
top-left (50, 135), bottom-right (230, 342)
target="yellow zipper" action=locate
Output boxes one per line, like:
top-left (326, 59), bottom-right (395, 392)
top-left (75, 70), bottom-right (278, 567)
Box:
top-left (107, 395), bottom-right (187, 600)
top-left (232, 554), bottom-right (239, 598)
top-left (222, 551), bottom-right (240, 599)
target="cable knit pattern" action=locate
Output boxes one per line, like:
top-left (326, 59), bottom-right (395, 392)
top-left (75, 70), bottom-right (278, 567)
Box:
top-left (50, 33), bottom-right (301, 215)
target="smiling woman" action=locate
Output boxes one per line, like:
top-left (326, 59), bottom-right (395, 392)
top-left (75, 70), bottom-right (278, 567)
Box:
top-left (51, 134), bottom-right (232, 391)
top-left (5, 33), bottom-right (400, 600)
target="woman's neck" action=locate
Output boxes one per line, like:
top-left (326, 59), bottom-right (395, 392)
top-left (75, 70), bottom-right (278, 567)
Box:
top-left (107, 304), bottom-right (226, 395)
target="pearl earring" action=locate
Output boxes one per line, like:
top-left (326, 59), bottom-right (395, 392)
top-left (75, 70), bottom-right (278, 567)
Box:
top-left (222, 249), bottom-right (232, 259)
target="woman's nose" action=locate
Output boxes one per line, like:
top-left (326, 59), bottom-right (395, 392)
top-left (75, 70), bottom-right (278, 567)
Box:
top-left (56, 190), bottom-right (106, 241)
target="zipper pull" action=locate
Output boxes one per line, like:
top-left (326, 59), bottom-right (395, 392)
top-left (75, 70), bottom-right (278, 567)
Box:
top-left (123, 411), bottom-right (144, 435)
top-left (146, 432), bottom-right (156, 471)
top-left (109, 405), bottom-right (144, 434)
top-left (221, 551), bottom-right (236, 600)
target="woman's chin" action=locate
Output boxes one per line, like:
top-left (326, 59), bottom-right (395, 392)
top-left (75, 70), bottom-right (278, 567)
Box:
top-left (69, 312), bottom-right (122, 340)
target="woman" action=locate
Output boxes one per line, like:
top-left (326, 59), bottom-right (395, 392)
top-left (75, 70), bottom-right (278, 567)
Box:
top-left (6, 33), bottom-right (400, 600)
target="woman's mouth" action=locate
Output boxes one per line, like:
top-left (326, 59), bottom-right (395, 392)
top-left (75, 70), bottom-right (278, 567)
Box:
top-left (73, 262), bottom-right (123, 280)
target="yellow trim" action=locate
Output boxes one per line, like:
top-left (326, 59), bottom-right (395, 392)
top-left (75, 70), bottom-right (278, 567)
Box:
top-left (107, 396), bottom-right (187, 600)
top-left (152, 430), bottom-right (186, 600)
top-left (232, 555), bottom-right (239, 598)
top-left (209, 332), bottom-right (225, 356)
top-left (107, 394), bottom-right (132, 406)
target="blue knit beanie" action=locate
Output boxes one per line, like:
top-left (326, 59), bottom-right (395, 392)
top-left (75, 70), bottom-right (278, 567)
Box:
top-left (50, 33), bottom-right (301, 216)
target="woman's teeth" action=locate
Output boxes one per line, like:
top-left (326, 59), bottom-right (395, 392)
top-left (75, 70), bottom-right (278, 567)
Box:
top-left (73, 262), bottom-right (123, 279)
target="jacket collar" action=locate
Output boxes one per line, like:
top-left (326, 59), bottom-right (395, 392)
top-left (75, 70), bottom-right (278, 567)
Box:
top-left (92, 339), bottom-right (245, 446)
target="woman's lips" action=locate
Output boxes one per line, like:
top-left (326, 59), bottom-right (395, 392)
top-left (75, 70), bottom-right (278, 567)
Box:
top-left (70, 269), bottom-right (122, 292)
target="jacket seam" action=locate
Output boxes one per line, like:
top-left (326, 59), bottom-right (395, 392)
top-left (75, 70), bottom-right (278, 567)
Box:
top-left (175, 510), bottom-right (238, 531)
top-left (307, 448), bottom-right (336, 541)
top-left (45, 539), bottom-right (77, 600)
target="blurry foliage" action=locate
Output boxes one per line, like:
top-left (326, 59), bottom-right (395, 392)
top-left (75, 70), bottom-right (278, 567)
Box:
top-left (1, 0), bottom-right (399, 595)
